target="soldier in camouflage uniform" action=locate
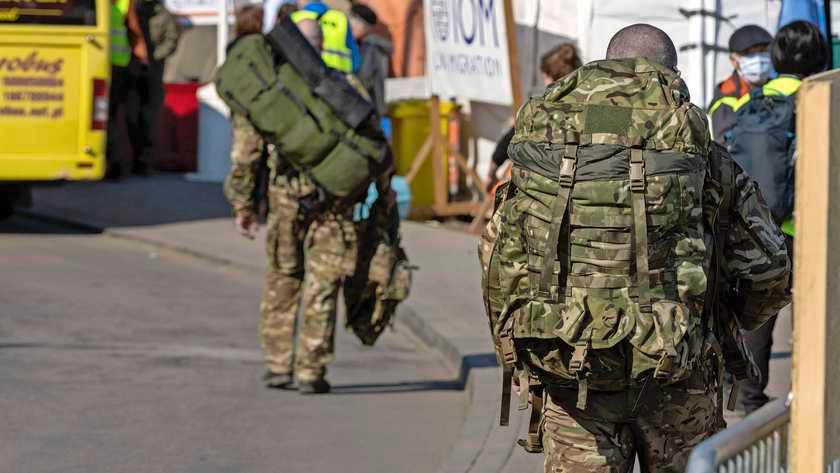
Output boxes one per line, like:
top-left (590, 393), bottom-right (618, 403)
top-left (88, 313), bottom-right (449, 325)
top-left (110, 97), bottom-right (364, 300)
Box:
top-left (224, 18), bottom-right (360, 395)
top-left (225, 114), bottom-right (356, 395)
top-left (479, 24), bottom-right (791, 472)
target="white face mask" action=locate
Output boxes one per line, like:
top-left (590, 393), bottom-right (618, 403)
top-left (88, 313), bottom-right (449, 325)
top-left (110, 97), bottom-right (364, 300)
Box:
top-left (738, 52), bottom-right (772, 85)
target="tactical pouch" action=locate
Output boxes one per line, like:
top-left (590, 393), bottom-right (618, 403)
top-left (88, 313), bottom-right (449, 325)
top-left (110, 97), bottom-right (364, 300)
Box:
top-left (309, 131), bottom-right (387, 198)
top-left (387, 258), bottom-right (412, 302)
top-left (215, 34), bottom-right (276, 117)
top-left (344, 218), bottom-right (412, 347)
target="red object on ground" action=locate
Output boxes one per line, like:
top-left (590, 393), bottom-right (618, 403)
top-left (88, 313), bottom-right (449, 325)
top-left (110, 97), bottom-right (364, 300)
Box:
top-left (157, 82), bottom-right (200, 172)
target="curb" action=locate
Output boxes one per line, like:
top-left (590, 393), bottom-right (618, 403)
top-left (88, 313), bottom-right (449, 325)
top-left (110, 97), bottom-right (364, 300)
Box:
top-left (19, 207), bottom-right (534, 473)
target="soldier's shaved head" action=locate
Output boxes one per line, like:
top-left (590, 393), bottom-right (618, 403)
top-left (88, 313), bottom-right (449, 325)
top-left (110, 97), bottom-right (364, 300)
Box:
top-left (606, 24), bottom-right (678, 69)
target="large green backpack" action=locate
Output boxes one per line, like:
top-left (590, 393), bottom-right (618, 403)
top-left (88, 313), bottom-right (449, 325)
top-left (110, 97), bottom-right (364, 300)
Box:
top-left (214, 18), bottom-right (389, 203)
top-left (485, 59), bottom-right (717, 417)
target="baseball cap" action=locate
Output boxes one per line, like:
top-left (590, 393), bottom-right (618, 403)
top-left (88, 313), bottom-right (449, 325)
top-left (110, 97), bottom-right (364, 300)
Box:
top-left (729, 25), bottom-right (773, 53)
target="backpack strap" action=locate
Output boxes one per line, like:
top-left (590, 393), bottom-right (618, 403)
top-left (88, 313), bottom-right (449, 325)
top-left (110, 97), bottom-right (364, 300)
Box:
top-left (716, 155), bottom-right (743, 411)
top-left (516, 381), bottom-right (545, 453)
top-left (705, 148), bottom-right (746, 410)
top-left (538, 132), bottom-right (579, 300)
top-left (630, 147), bottom-right (652, 313)
top-left (498, 331), bottom-right (517, 426)
top-left (718, 156), bottom-right (735, 233)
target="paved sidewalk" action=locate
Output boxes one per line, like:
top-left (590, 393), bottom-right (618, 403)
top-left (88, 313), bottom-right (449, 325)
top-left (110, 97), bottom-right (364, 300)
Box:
top-left (25, 175), bottom-right (793, 473)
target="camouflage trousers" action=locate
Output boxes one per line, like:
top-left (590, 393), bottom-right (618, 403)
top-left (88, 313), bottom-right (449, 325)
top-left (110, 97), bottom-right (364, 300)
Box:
top-left (542, 363), bottom-right (724, 473)
top-left (260, 177), bottom-right (357, 382)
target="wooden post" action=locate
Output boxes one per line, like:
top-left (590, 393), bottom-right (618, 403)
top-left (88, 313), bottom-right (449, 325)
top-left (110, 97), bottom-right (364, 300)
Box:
top-left (429, 95), bottom-right (448, 209)
top-left (502, 0), bottom-right (524, 112)
top-left (791, 70), bottom-right (840, 472)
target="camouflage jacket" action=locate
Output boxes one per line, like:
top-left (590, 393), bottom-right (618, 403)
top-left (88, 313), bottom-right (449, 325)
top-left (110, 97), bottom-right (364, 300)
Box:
top-left (224, 114), bottom-right (268, 216)
top-left (706, 145), bottom-right (791, 329)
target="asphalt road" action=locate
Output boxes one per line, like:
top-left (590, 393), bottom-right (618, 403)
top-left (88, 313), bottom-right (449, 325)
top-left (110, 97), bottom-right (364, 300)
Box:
top-left (0, 215), bottom-right (465, 473)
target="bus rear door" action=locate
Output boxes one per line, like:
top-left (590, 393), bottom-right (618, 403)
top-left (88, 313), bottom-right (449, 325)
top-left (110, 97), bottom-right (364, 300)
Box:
top-left (0, 0), bottom-right (109, 182)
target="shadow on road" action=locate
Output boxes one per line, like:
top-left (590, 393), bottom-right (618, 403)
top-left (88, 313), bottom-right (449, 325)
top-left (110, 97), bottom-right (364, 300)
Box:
top-left (0, 214), bottom-right (101, 235)
top-left (330, 379), bottom-right (463, 394)
top-left (29, 174), bottom-right (231, 229)
top-left (320, 353), bottom-right (501, 395)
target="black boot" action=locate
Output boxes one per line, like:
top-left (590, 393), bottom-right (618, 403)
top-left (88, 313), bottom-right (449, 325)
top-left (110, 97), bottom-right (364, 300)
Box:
top-left (297, 378), bottom-right (330, 395)
top-left (262, 371), bottom-right (294, 389)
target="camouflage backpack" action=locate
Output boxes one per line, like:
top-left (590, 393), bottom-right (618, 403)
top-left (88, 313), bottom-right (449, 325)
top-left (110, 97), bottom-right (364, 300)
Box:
top-left (344, 197), bottom-right (412, 346)
top-left (481, 58), bottom-right (719, 433)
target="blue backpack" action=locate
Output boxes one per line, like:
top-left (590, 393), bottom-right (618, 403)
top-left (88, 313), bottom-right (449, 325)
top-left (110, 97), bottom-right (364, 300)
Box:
top-left (726, 88), bottom-right (797, 223)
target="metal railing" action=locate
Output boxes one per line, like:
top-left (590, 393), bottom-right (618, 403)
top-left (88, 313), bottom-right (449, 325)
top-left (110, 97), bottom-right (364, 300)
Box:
top-left (686, 396), bottom-right (791, 473)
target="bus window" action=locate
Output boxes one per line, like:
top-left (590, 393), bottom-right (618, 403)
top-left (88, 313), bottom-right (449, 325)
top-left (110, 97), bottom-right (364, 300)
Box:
top-left (0, 0), bottom-right (97, 26)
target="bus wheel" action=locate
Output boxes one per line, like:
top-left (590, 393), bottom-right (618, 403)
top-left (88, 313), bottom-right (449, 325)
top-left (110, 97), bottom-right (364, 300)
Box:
top-left (0, 184), bottom-right (31, 220)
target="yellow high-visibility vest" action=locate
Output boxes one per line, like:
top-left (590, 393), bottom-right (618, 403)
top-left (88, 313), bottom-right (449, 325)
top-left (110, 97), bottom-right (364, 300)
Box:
top-left (708, 95), bottom-right (739, 117)
top-left (732, 76), bottom-right (802, 112)
top-left (110, 0), bottom-right (132, 67)
top-left (291, 9), bottom-right (353, 73)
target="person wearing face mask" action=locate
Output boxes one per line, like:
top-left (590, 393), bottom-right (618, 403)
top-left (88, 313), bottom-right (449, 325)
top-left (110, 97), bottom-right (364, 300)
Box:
top-left (708, 25), bottom-right (773, 144)
top-left (725, 20), bottom-right (826, 415)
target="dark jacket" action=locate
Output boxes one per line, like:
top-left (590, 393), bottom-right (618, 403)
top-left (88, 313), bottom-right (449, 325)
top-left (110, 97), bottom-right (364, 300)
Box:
top-left (491, 127), bottom-right (515, 167)
top-left (708, 71), bottom-right (752, 143)
top-left (137, 0), bottom-right (181, 62)
top-left (357, 34), bottom-right (393, 117)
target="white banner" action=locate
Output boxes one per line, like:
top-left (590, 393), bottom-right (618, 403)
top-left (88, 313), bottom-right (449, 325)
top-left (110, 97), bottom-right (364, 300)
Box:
top-left (424, 0), bottom-right (513, 106)
top-left (164, 0), bottom-right (245, 26)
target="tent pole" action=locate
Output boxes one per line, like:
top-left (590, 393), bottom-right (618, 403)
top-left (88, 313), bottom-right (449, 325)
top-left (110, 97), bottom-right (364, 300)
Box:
top-left (217, 0), bottom-right (228, 67)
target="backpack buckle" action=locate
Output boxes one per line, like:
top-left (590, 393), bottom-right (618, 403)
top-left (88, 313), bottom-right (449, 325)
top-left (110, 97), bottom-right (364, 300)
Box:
top-left (500, 333), bottom-right (517, 366)
top-left (654, 354), bottom-right (674, 379)
top-left (569, 340), bottom-right (589, 374)
top-left (630, 149), bottom-right (646, 192)
top-left (559, 145), bottom-right (578, 188)
top-left (559, 158), bottom-right (576, 187)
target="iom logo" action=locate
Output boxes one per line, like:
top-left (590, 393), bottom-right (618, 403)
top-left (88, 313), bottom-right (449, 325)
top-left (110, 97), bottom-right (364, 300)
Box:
top-left (432, 0), bottom-right (500, 47)
top-left (431, 0), bottom-right (449, 41)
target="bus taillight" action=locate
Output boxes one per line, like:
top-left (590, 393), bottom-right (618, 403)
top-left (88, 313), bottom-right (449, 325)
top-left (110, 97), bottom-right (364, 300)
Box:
top-left (92, 79), bottom-right (108, 130)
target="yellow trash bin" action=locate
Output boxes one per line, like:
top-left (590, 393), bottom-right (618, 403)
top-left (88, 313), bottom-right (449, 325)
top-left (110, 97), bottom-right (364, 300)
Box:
top-left (388, 99), bottom-right (458, 213)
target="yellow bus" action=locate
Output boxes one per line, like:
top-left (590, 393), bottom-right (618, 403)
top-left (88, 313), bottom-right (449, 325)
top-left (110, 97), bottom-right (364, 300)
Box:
top-left (0, 0), bottom-right (109, 216)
